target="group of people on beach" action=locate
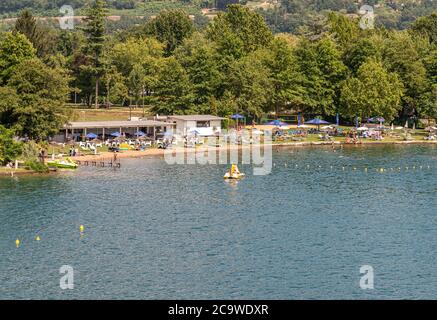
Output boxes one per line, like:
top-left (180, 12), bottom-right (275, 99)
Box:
top-left (68, 147), bottom-right (78, 157)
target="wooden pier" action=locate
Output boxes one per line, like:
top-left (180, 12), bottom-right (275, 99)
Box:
top-left (75, 160), bottom-right (121, 168)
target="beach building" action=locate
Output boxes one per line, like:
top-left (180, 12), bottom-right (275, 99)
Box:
top-left (55, 115), bottom-right (225, 142)
top-left (59, 120), bottom-right (174, 142)
top-left (167, 115), bottom-right (225, 136)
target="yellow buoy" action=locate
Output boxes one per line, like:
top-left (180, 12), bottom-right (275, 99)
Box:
top-left (80, 225), bottom-right (85, 233)
top-left (15, 239), bottom-right (20, 248)
top-left (35, 236), bottom-right (41, 241)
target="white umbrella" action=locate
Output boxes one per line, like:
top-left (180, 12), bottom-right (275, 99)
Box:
top-left (391, 123), bottom-right (394, 131)
top-left (321, 125), bottom-right (334, 130)
top-left (252, 129), bottom-right (264, 135)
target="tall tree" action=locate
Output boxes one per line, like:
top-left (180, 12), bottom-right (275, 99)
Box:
top-left (339, 59), bottom-right (404, 122)
top-left (0, 32), bottom-right (36, 84)
top-left (6, 58), bottom-right (71, 140)
top-left (382, 31), bottom-right (428, 118)
top-left (261, 36), bottom-right (306, 114)
top-left (144, 9), bottom-right (194, 56)
top-left (152, 58), bottom-right (193, 115)
top-left (0, 125), bottom-right (22, 165)
top-left (82, 0), bottom-right (108, 109)
top-left (175, 33), bottom-right (221, 113)
top-left (207, 4), bottom-right (273, 58)
top-left (226, 52), bottom-right (273, 118)
top-left (410, 13), bottom-right (437, 45)
top-left (295, 36), bottom-right (347, 116)
top-left (14, 10), bottom-right (55, 57)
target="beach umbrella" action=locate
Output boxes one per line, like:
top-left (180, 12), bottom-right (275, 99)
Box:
top-left (266, 120), bottom-right (288, 127)
top-left (231, 114), bottom-right (245, 119)
top-left (391, 123), bottom-right (394, 131)
top-left (368, 117), bottom-right (385, 123)
top-left (298, 114), bottom-right (302, 126)
top-left (305, 118), bottom-right (330, 131)
top-left (231, 114), bottom-right (245, 129)
top-left (357, 126), bottom-right (369, 131)
top-left (86, 132), bottom-right (98, 139)
top-left (252, 129), bottom-right (264, 135)
top-left (134, 131), bottom-right (145, 137)
top-left (110, 132), bottom-right (121, 137)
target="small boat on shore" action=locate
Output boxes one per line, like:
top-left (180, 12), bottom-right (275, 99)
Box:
top-left (47, 158), bottom-right (78, 169)
top-left (224, 164), bottom-right (245, 180)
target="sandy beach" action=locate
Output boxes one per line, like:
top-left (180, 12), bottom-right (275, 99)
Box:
top-left (71, 140), bottom-right (437, 163)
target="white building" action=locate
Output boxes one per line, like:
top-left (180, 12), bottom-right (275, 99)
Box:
top-left (167, 115), bottom-right (225, 136)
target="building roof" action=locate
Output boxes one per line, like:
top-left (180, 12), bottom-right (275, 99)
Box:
top-left (65, 120), bottom-right (174, 129)
top-left (168, 115), bottom-right (225, 121)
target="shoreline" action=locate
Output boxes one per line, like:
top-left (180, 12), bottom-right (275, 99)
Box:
top-left (1, 140), bottom-right (435, 176)
top-left (71, 139), bottom-right (437, 162)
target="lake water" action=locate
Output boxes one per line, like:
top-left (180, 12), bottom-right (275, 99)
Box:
top-left (0, 144), bottom-right (436, 299)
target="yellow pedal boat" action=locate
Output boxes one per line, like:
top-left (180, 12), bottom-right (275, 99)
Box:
top-left (224, 164), bottom-right (245, 179)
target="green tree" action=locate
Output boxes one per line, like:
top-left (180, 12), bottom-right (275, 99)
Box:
top-left (226, 52), bottom-right (273, 118)
top-left (411, 13), bottom-right (437, 45)
top-left (7, 58), bottom-right (71, 140)
top-left (0, 32), bottom-right (36, 84)
top-left (0, 86), bottom-right (19, 127)
top-left (382, 31), bottom-right (428, 118)
top-left (261, 36), bottom-right (306, 114)
top-left (0, 125), bottom-right (22, 165)
top-left (339, 59), bottom-right (404, 122)
top-left (102, 67), bottom-right (128, 105)
top-left (144, 9), bottom-right (194, 56)
top-left (14, 10), bottom-right (56, 57)
top-left (295, 36), bottom-right (347, 116)
top-left (128, 64), bottom-right (146, 107)
top-left (152, 58), bottom-right (193, 115)
top-left (82, 0), bottom-right (108, 108)
top-left (175, 33), bottom-right (221, 113)
top-left (207, 4), bottom-right (273, 59)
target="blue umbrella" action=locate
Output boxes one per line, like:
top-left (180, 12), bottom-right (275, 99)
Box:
top-left (305, 118), bottom-right (330, 130)
top-left (305, 118), bottom-right (330, 125)
top-left (266, 120), bottom-right (288, 127)
top-left (110, 132), bottom-right (121, 137)
top-left (86, 132), bottom-right (98, 139)
top-left (368, 117), bottom-right (385, 123)
top-left (134, 131), bottom-right (145, 136)
top-left (231, 114), bottom-right (245, 119)
top-left (298, 114), bottom-right (302, 126)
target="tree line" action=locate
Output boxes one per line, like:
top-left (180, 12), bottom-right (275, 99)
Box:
top-left (0, 2), bottom-right (436, 143)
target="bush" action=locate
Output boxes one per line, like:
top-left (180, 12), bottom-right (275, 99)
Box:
top-left (24, 160), bottom-right (49, 173)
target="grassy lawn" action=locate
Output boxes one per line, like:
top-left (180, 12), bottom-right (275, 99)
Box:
top-left (47, 144), bottom-right (111, 156)
top-left (69, 107), bottom-right (149, 122)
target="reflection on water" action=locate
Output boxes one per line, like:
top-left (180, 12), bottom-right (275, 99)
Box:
top-left (0, 144), bottom-right (436, 299)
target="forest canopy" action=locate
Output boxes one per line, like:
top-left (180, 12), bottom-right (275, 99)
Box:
top-left (0, 2), bottom-right (436, 141)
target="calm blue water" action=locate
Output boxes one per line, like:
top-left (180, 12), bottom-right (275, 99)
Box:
top-left (0, 144), bottom-right (436, 299)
